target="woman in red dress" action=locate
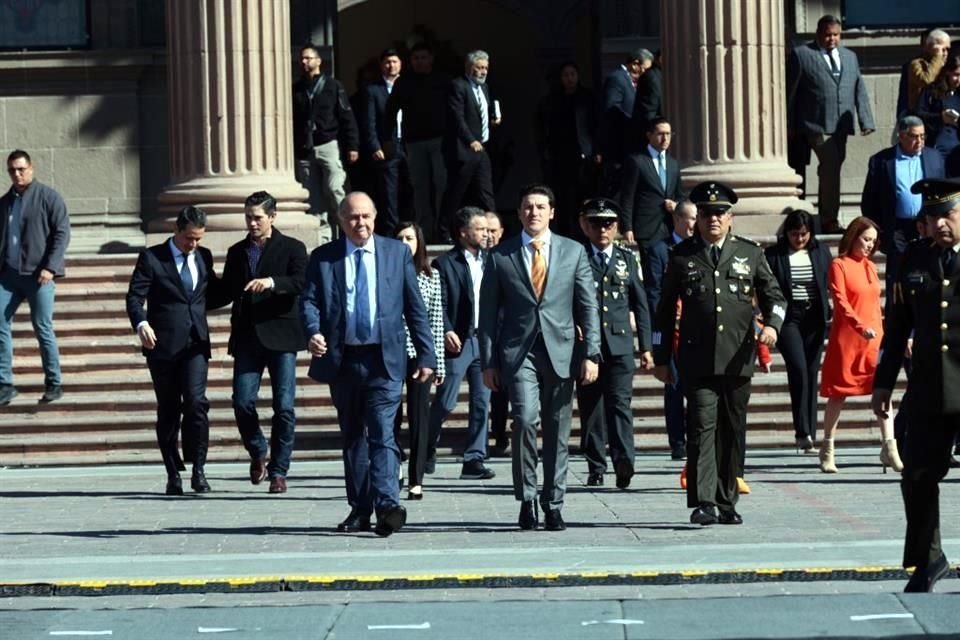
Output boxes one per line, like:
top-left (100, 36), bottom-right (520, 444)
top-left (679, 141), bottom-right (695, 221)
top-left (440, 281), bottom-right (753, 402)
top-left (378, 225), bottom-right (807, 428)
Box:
top-left (818, 216), bottom-right (903, 473)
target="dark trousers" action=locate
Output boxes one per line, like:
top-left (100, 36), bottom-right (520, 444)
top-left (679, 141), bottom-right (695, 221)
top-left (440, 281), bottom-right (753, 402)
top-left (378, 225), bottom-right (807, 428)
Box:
top-left (664, 359), bottom-right (685, 449)
top-left (440, 151), bottom-right (495, 241)
top-left (405, 137), bottom-right (447, 241)
top-left (900, 410), bottom-right (960, 569)
top-left (489, 390), bottom-right (509, 445)
top-left (372, 153), bottom-right (409, 237)
top-left (684, 375), bottom-right (751, 511)
top-left (329, 347), bottom-right (403, 518)
top-left (777, 304), bottom-right (826, 440)
top-left (232, 343), bottom-right (297, 479)
top-left (576, 351), bottom-right (635, 474)
top-left (395, 358), bottom-right (433, 488)
top-left (147, 345), bottom-right (210, 475)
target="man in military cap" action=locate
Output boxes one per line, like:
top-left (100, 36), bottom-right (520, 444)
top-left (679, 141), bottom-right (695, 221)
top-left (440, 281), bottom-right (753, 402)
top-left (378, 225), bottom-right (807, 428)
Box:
top-left (873, 177), bottom-right (960, 592)
top-left (576, 198), bottom-right (654, 488)
top-left (653, 182), bottom-right (785, 525)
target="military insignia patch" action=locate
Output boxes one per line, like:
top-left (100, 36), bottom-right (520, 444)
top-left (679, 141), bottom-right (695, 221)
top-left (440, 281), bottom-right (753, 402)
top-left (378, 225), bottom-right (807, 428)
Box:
top-left (732, 257), bottom-right (750, 276)
top-left (615, 259), bottom-right (628, 279)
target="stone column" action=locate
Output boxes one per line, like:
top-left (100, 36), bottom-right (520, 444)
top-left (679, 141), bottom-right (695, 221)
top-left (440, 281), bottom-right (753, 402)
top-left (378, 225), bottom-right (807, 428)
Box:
top-left (661, 0), bottom-right (804, 235)
top-left (155, 0), bottom-right (318, 247)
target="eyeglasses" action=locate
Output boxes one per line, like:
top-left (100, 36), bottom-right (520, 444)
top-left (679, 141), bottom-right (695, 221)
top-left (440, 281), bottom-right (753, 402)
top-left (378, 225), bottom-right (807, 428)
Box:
top-left (6, 167), bottom-right (29, 175)
top-left (588, 219), bottom-right (616, 228)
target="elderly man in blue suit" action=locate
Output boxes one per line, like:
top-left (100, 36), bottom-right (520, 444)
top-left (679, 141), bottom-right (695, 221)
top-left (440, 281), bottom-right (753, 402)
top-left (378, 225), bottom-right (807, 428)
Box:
top-left (301, 191), bottom-right (436, 537)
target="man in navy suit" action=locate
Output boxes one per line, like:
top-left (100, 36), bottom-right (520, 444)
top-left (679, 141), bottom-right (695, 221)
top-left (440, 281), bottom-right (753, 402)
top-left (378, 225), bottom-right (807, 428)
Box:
top-left (365, 48), bottom-right (409, 236)
top-left (861, 115), bottom-right (945, 298)
top-left (620, 117), bottom-right (683, 249)
top-left (301, 192), bottom-right (436, 537)
top-left (646, 200), bottom-right (697, 460)
top-left (125, 206), bottom-right (219, 495)
top-left (427, 206), bottom-right (494, 480)
top-left (440, 50), bottom-right (500, 242)
top-left (598, 48), bottom-right (653, 196)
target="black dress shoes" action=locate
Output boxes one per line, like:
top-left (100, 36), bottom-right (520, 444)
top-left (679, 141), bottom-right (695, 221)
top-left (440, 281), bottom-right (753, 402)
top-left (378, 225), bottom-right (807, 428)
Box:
top-left (460, 460), bottom-right (496, 480)
top-left (165, 475), bottom-right (183, 496)
top-left (670, 444), bottom-right (687, 461)
top-left (337, 509), bottom-right (372, 533)
top-left (690, 503), bottom-right (718, 526)
top-left (718, 510), bottom-right (743, 525)
top-left (375, 505), bottom-right (407, 537)
top-left (614, 459), bottom-right (634, 490)
top-left (191, 470), bottom-right (211, 493)
top-left (544, 509), bottom-right (566, 531)
top-left (587, 472), bottom-right (604, 487)
top-left (250, 457), bottom-right (267, 485)
top-left (905, 553), bottom-right (952, 593)
top-left (518, 500), bottom-right (539, 530)
top-left (268, 476), bottom-right (287, 494)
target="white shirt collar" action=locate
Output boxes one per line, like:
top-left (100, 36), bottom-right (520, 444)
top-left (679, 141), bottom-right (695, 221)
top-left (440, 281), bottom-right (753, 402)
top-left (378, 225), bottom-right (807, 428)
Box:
top-left (462, 247), bottom-right (484, 262)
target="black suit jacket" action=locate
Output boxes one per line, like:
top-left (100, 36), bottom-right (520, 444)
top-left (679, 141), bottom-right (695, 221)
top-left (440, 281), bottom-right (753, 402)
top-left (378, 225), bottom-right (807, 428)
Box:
top-left (363, 78), bottom-right (400, 154)
top-left (861, 145), bottom-right (945, 255)
top-left (619, 150), bottom-right (682, 247)
top-left (644, 233), bottom-right (680, 317)
top-left (125, 242), bottom-right (218, 361)
top-left (444, 76), bottom-right (495, 162)
top-left (764, 239), bottom-right (833, 326)
top-left (214, 229), bottom-right (307, 354)
top-left (433, 247), bottom-right (481, 356)
top-left (631, 65), bottom-right (663, 146)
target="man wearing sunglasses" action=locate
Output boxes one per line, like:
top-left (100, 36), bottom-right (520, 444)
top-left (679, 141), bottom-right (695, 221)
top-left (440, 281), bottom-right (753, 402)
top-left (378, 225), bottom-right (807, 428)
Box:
top-left (0, 150), bottom-right (70, 405)
top-left (576, 198), bottom-right (653, 489)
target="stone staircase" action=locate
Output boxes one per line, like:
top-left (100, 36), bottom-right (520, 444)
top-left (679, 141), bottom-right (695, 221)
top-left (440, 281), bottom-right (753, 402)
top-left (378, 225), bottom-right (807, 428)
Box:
top-left (0, 245), bottom-right (906, 468)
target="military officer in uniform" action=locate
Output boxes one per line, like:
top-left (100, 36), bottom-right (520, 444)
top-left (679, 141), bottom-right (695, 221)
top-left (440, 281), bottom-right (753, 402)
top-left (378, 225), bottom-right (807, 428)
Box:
top-left (873, 177), bottom-right (960, 593)
top-left (652, 182), bottom-right (785, 525)
top-left (575, 198), bottom-right (654, 489)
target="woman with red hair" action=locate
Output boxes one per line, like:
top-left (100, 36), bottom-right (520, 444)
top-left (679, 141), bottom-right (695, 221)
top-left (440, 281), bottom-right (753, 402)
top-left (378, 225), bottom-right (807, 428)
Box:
top-left (818, 216), bottom-right (903, 473)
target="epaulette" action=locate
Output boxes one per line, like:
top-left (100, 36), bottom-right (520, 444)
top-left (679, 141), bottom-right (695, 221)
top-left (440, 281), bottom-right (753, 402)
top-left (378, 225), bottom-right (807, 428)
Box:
top-left (733, 234), bottom-right (762, 247)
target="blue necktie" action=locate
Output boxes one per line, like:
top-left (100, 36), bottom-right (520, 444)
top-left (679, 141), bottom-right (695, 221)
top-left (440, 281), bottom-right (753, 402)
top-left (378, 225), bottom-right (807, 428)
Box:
top-left (354, 248), bottom-right (371, 342)
top-left (658, 154), bottom-right (667, 191)
top-left (180, 255), bottom-right (194, 293)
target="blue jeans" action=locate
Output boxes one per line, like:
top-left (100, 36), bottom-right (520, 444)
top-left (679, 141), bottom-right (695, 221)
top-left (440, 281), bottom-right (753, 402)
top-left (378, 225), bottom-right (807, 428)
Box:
top-left (232, 343), bottom-right (297, 478)
top-left (428, 336), bottom-right (490, 462)
top-left (0, 268), bottom-right (61, 387)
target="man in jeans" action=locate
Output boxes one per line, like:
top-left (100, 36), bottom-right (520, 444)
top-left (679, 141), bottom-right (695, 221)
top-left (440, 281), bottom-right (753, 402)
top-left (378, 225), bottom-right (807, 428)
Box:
top-left (293, 44), bottom-right (359, 227)
top-left (0, 149), bottom-right (70, 404)
top-left (213, 191), bottom-right (307, 493)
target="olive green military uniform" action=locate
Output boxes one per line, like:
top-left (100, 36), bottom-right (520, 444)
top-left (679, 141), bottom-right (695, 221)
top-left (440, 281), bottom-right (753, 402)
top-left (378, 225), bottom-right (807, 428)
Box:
top-left (653, 233), bottom-right (785, 513)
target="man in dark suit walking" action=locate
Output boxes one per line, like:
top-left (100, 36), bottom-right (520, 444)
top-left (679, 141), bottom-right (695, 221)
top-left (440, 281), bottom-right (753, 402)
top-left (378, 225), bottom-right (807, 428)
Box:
top-left (440, 50), bottom-right (500, 242)
top-left (125, 206), bottom-right (219, 495)
top-left (365, 48), bottom-right (409, 236)
top-left (645, 200), bottom-right (698, 460)
top-left (214, 191), bottom-right (307, 495)
top-left (300, 192), bottom-right (436, 537)
top-left (575, 198), bottom-right (653, 489)
top-left (428, 206), bottom-right (494, 480)
top-left (620, 117), bottom-right (683, 249)
top-left (479, 184), bottom-right (601, 531)
top-left (787, 14), bottom-right (875, 233)
top-left (598, 48), bottom-right (653, 197)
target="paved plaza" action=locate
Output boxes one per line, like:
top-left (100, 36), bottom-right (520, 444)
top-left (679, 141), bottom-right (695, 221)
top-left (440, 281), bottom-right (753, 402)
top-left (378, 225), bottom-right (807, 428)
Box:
top-left (2, 448), bottom-right (960, 638)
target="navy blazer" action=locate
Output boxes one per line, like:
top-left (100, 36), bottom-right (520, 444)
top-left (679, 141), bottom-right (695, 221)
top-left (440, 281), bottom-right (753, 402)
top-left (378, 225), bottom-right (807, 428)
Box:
top-left (300, 235), bottom-right (437, 383)
top-left (764, 239), bottom-right (833, 326)
top-left (363, 78), bottom-right (399, 154)
top-left (644, 233), bottom-right (680, 318)
top-left (619, 151), bottom-right (683, 247)
top-left (432, 247), bottom-right (482, 356)
top-left (599, 67), bottom-right (636, 160)
top-left (444, 76), bottom-right (496, 162)
top-left (860, 145), bottom-right (945, 254)
top-left (125, 242), bottom-right (218, 361)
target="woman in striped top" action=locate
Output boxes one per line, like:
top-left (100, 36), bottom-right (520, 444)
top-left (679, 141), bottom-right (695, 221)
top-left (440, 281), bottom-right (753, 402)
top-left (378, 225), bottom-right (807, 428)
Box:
top-left (765, 210), bottom-right (833, 454)
top-left (395, 222), bottom-right (445, 500)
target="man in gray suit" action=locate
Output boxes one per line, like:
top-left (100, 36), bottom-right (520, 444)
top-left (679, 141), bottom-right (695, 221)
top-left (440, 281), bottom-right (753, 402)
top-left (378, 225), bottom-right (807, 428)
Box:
top-left (479, 184), bottom-right (601, 532)
top-left (787, 14), bottom-right (875, 234)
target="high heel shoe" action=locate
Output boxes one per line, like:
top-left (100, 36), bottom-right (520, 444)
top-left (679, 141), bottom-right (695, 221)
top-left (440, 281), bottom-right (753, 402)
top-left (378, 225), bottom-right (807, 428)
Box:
top-left (407, 485), bottom-right (423, 501)
top-left (880, 439), bottom-right (904, 474)
top-left (819, 438), bottom-right (838, 473)
top-left (796, 435), bottom-right (816, 454)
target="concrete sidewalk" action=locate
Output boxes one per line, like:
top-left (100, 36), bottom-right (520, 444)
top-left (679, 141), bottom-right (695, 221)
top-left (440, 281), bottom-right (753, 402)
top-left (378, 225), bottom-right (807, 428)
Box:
top-left (2, 448), bottom-right (959, 588)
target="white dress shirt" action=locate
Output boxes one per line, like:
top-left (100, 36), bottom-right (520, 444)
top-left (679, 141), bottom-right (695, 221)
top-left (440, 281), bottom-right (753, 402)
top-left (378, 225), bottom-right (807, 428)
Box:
top-left (463, 248), bottom-right (484, 328)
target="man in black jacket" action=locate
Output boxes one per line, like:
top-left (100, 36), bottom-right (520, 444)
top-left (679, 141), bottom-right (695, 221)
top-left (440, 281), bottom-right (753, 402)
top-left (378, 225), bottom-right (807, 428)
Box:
top-left (125, 206), bottom-right (220, 496)
top-left (620, 118), bottom-right (683, 249)
top-left (440, 50), bottom-right (500, 242)
top-left (293, 44), bottom-right (360, 223)
top-left (213, 192), bottom-right (307, 494)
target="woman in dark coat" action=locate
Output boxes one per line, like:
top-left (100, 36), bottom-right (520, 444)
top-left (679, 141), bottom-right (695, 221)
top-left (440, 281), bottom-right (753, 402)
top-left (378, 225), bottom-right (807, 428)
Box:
top-left (764, 209), bottom-right (833, 453)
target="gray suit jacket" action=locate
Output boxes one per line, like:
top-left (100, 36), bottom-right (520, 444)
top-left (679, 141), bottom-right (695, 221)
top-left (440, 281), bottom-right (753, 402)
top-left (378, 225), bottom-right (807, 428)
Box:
top-left (479, 233), bottom-right (601, 379)
top-left (787, 42), bottom-right (875, 137)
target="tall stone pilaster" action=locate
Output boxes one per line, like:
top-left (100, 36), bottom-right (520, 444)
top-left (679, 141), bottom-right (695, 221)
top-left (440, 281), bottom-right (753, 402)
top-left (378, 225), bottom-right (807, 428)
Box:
top-left (155, 0), bottom-right (318, 247)
top-left (662, 0), bottom-right (804, 235)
